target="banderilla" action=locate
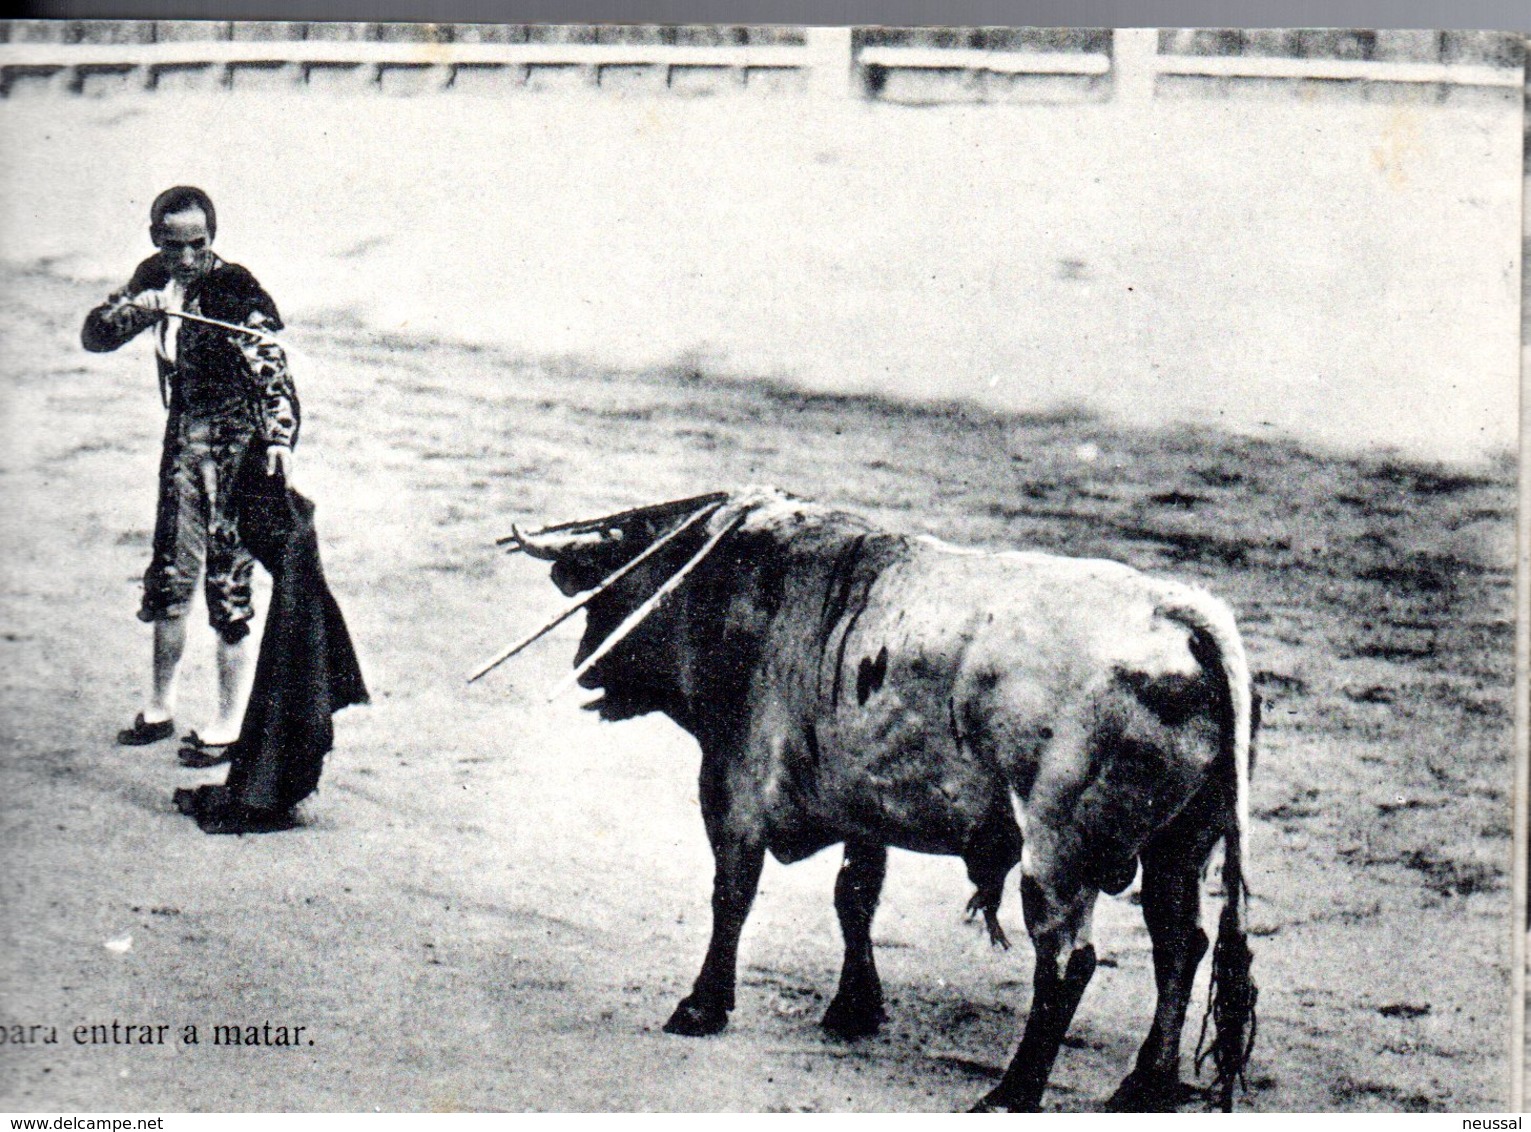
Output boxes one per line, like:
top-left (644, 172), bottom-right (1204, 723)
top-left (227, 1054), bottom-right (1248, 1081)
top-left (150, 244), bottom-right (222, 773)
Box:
top-left (128, 303), bottom-right (286, 346)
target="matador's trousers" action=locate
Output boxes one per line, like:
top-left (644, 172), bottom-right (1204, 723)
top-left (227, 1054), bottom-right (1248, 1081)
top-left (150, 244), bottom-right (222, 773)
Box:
top-left (138, 407), bottom-right (256, 643)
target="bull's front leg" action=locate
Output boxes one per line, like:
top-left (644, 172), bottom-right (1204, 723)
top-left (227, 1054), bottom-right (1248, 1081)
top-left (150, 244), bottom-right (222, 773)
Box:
top-left (663, 831), bottom-right (766, 1037)
top-left (974, 875), bottom-right (1097, 1113)
top-left (822, 841), bottom-right (888, 1039)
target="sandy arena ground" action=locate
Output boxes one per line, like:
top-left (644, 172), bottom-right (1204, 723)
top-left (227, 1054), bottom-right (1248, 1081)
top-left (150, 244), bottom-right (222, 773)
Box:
top-left (0, 252), bottom-right (1518, 1111)
top-left (0, 93), bottom-right (1520, 463)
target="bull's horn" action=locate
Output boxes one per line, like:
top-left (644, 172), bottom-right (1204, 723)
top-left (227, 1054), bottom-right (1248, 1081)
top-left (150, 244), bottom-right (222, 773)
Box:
top-left (529, 491), bottom-right (731, 539)
top-left (510, 527), bottom-right (613, 560)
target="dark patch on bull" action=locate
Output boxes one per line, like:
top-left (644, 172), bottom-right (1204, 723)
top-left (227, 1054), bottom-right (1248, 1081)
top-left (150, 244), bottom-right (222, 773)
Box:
top-left (821, 535), bottom-right (868, 708)
top-left (907, 652), bottom-right (946, 680)
top-left (1117, 668), bottom-right (1212, 728)
top-left (818, 535), bottom-right (905, 711)
top-left (818, 534), bottom-right (865, 631)
top-left (1118, 622), bottom-right (1222, 730)
top-left (856, 646), bottom-right (889, 705)
top-left (947, 698), bottom-right (963, 747)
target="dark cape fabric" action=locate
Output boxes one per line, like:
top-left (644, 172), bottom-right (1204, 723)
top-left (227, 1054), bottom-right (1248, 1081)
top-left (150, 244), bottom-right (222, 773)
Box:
top-left (177, 448), bottom-right (368, 828)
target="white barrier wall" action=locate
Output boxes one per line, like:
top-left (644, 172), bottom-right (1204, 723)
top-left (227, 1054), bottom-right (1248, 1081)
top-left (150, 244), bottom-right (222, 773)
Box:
top-left (0, 23), bottom-right (1522, 105)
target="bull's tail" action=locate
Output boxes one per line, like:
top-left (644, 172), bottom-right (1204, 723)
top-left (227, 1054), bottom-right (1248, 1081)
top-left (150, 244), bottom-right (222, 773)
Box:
top-left (1202, 820), bottom-right (1257, 1112)
top-left (1159, 592), bottom-right (1257, 1113)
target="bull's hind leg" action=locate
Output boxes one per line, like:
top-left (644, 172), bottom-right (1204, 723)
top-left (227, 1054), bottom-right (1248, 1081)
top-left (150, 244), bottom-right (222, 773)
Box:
top-left (974, 877), bottom-right (1097, 1113)
top-left (1107, 790), bottom-right (1223, 1111)
top-left (822, 841), bottom-right (888, 1039)
top-left (663, 832), bottom-right (765, 1037)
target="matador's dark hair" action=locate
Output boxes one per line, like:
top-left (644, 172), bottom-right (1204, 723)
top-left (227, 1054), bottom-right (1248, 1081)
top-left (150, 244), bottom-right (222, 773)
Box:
top-left (150, 186), bottom-right (217, 242)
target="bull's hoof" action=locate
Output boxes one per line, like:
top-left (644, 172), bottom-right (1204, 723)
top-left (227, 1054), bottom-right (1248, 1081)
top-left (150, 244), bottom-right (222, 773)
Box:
top-left (1106, 1070), bottom-right (1199, 1112)
top-left (663, 997), bottom-right (729, 1037)
top-left (969, 1091), bottom-right (1038, 1113)
top-left (820, 995), bottom-right (886, 1040)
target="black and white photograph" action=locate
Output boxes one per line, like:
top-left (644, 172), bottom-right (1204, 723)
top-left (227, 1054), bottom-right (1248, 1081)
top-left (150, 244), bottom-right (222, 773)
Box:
top-left (0, 16), bottom-right (1523, 1113)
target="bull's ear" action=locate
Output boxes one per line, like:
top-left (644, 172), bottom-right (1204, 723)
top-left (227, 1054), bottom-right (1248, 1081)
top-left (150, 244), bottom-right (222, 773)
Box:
top-left (549, 561), bottom-right (586, 597)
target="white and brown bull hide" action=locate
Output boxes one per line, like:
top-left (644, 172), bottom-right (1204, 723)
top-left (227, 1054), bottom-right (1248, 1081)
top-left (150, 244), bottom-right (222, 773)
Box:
top-left (511, 486), bottom-right (1257, 1113)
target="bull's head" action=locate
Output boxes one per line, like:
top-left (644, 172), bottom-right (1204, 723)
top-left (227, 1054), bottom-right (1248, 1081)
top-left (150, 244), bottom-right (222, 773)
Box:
top-left (505, 492), bottom-right (755, 722)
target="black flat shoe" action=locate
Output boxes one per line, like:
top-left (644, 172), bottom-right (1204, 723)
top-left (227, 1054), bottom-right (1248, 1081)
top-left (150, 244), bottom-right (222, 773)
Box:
top-left (178, 733), bottom-right (236, 768)
top-left (118, 713), bottom-right (174, 746)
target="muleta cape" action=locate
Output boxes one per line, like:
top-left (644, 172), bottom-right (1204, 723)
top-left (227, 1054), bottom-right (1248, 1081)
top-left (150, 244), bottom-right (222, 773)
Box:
top-left (176, 447), bottom-right (368, 830)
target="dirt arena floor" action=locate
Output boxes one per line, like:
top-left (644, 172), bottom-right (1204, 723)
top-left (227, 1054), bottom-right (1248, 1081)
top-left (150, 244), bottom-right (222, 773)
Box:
top-left (0, 261), bottom-right (1518, 1112)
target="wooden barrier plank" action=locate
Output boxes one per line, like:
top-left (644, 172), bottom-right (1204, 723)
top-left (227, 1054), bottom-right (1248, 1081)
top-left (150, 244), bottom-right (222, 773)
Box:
top-left (0, 40), bottom-right (812, 68)
top-left (155, 22), bottom-right (233, 43)
top-left (857, 46), bottom-right (1111, 75)
top-left (1155, 52), bottom-right (1522, 88)
top-left (230, 21), bottom-right (308, 41)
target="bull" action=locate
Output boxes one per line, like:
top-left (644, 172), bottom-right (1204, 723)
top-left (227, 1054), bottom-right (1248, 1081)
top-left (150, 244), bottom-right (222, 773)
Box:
top-left (500, 486), bottom-right (1257, 1112)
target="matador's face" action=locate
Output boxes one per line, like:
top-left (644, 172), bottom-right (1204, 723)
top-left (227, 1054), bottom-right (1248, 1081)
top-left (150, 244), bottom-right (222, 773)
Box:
top-left (152, 207), bottom-right (215, 288)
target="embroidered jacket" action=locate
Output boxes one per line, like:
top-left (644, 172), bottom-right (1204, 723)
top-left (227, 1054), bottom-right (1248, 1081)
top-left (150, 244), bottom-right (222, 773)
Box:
top-left (82, 255), bottom-right (299, 449)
